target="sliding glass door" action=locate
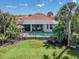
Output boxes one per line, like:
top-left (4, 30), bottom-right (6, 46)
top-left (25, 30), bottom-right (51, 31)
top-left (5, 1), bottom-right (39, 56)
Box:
top-left (24, 24), bottom-right (30, 32)
top-left (32, 24), bottom-right (43, 31)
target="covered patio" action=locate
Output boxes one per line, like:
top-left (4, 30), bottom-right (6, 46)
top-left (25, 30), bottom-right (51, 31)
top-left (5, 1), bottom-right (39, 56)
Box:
top-left (20, 24), bottom-right (54, 32)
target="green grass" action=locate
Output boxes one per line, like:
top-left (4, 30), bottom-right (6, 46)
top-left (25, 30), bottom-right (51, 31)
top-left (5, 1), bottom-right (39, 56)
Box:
top-left (0, 40), bottom-right (78, 59)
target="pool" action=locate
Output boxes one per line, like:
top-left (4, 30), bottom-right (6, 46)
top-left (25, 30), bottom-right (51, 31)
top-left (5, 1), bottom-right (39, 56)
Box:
top-left (29, 32), bottom-right (54, 36)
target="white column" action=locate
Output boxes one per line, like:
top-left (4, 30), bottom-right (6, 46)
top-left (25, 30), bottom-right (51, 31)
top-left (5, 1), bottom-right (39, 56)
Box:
top-left (43, 24), bottom-right (46, 32)
top-left (43, 24), bottom-right (49, 32)
top-left (48, 24), bottom-right (50, 31)
top-left (30, 24), bottom-right (32, 32)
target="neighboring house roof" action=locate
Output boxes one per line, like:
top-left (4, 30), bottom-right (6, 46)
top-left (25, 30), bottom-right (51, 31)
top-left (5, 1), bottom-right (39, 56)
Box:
top-left (17, 13), bottom-right (59, 24)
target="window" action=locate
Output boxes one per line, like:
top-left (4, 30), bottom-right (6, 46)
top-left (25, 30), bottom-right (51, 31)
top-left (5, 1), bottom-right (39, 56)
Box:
top-left (47, 24), bottom-right (49, 29)
top-left (24, 24), bottom-right (30, 32)
top-left (47, 24), bottom-right (52, 29)
top-left (32, 24), bottom-right (43, 31)
top-left (50, 24), bottom-right (52, 29)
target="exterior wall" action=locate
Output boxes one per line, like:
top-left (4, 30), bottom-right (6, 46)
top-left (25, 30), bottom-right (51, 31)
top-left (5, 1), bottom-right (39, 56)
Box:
top-left (43, 24), bottom-right (52, 32)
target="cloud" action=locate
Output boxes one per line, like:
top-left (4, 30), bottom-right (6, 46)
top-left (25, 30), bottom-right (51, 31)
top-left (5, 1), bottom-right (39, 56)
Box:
top-left (6, 5), bottom-right (17, 8)
top-left (59, 1), bottom-right (63, 5)
top-left (72, 0), bottom-right (77, 3)
top-left (20, 3), bottom-right (28, 7)
top-left (36, 3), bottom-right (45, 7)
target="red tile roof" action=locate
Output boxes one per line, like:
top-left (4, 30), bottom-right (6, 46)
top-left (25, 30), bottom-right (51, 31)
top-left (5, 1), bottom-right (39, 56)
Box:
top-left (17, 13), bottom-right (55, 20)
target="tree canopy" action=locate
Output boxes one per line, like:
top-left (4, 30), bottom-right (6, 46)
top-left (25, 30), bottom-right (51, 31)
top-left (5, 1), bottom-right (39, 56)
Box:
top-left (56, 2), bottom-right (79, 47)
top-left (0, 12), bottom-right (20, 41)
top-left (57, 2), bottom-right (79, 34)
top-left (47, 11), bottom-right (53, 17)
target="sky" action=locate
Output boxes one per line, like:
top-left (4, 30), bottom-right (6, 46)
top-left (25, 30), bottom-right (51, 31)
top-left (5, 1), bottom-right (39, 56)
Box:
top-left (0, 0), bottom-right (79, 15)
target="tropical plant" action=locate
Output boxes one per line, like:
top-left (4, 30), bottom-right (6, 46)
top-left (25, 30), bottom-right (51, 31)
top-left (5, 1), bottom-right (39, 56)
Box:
top-left (0, 34), bottom-right (8, 44)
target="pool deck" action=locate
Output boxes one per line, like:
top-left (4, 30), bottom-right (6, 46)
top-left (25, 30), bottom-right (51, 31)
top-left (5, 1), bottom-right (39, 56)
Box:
top-left (20, 32), bottom-right (54, 38)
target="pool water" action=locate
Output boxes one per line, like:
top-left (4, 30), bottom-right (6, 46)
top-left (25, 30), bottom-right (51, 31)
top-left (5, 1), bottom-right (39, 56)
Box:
top-left (30, 32), bottom-right (54, 36)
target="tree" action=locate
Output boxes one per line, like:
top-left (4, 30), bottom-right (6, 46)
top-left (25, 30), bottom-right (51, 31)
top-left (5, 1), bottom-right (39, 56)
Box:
top-left (53, 24), bottom-right (64, 42)
top-left (57, 2), bottom-right (77, 30)
top-left (28, 14), bottom-right (32, 16)
top-left (73, 6), bottom-right (79, 33)
top-left (56, 2), bottom-right (79, 46)
top-left (0, 9), bottom-right (2, 13)
top-left (0, 13), bottom-right (20, 45)
top-left (0, 13), bottom-right (11, 34)
top-left (47, 11), bottom-right (53, 17)
top-left (6, 15), bottom-right (20, 38)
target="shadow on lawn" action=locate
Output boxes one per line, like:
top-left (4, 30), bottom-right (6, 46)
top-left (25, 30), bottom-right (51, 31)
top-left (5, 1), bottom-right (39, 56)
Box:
top-left (43, 39), bottom-right (67, 49)
top-left (43, 43), bottom-right (56, 49)
top-left (67, 49), bottom-right (79, 59)
top-left (43, 39), bottom-right (57, 49)
top-left (43, 55), bottom-right (50, 59)
top-left (43, 48), bottom-right (70, 59)
top-left (43, 39), bottom-right (79, 59)
top-left (43, 45), bottom-right (79, 59)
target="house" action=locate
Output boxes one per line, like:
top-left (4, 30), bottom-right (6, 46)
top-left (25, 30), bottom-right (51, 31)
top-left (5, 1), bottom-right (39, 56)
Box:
top-left (17, 13), bottom-right (59, 38)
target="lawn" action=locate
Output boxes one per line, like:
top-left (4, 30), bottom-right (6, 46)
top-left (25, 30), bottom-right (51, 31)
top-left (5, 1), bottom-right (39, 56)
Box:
top-left (0, 40), bottom-right (78, 59)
